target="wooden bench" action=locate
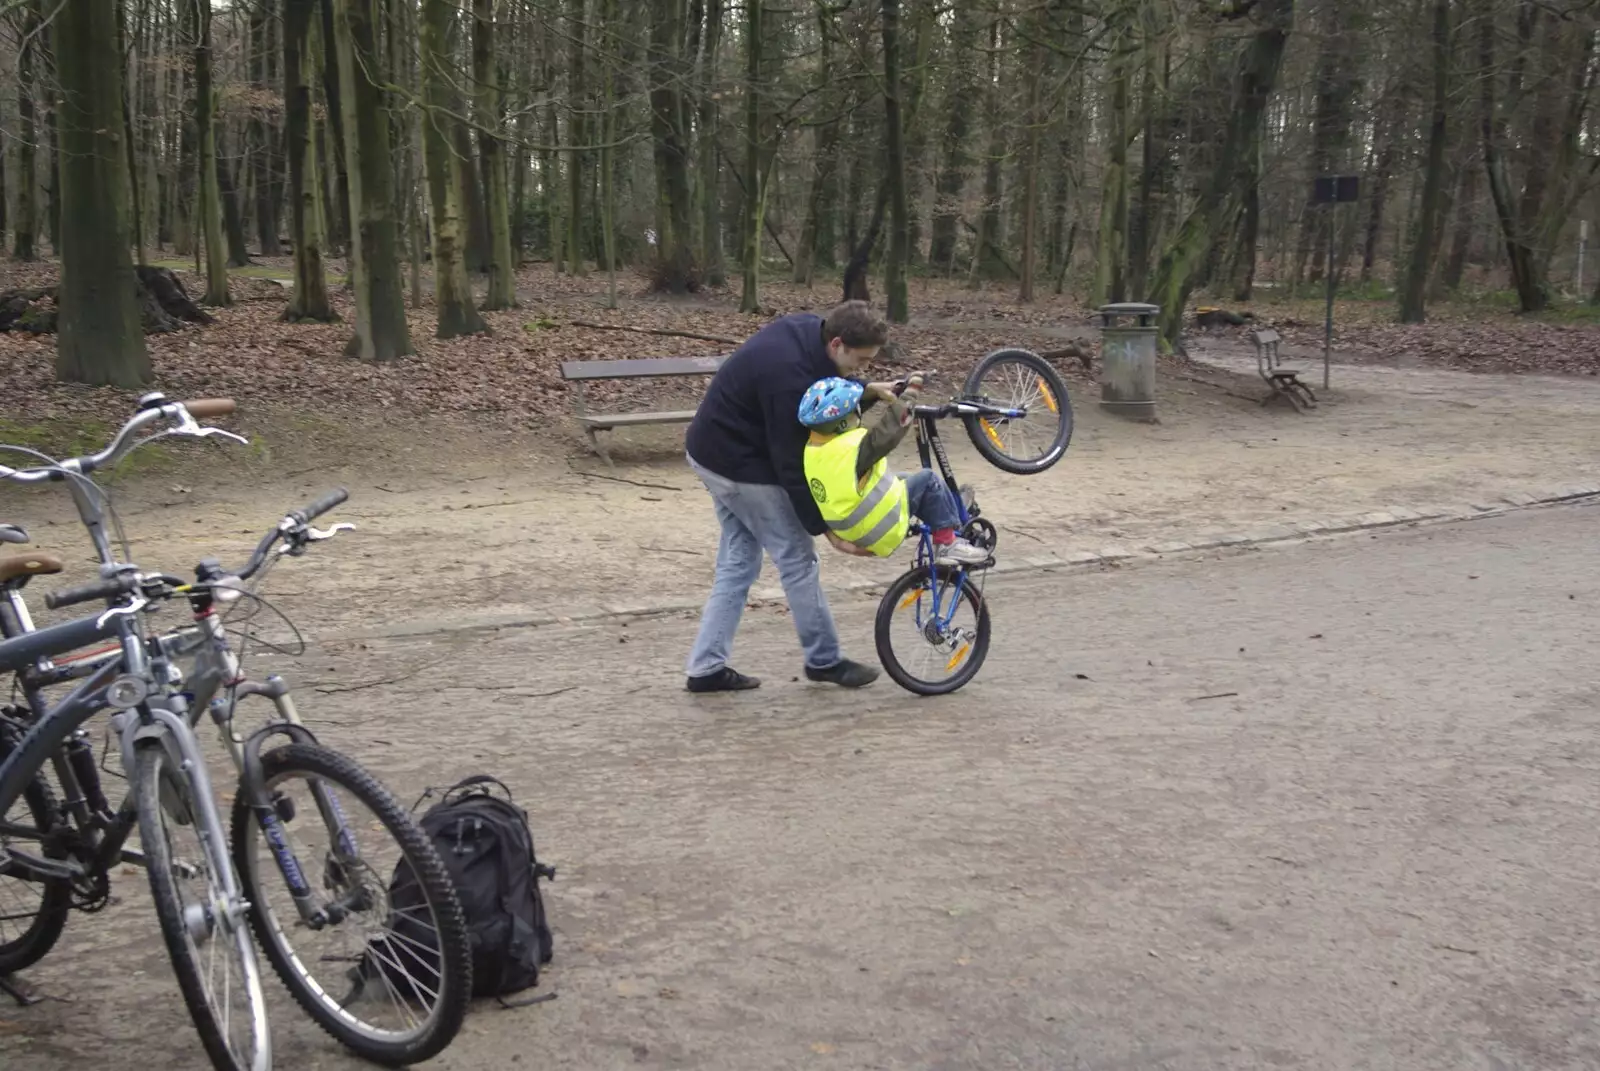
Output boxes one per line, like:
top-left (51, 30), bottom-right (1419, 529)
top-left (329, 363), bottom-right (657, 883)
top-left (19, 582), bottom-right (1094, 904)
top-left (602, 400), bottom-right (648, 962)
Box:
top-left (1249, 329), bottom-right (1317, 412)
top-left (560, 354), bottom-right (728, 466)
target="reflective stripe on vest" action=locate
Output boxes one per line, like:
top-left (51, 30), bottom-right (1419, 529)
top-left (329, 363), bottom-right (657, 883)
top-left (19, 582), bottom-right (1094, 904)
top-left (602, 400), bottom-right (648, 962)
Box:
top-left (804, 427), bottom-right (909, 557)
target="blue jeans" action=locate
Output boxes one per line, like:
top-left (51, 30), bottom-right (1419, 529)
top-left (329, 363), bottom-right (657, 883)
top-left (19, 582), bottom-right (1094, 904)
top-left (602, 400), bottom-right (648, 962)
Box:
top-left (685, 455), bottom-right (843, 677)
top-left (901, 468), bottom-right (960, 531)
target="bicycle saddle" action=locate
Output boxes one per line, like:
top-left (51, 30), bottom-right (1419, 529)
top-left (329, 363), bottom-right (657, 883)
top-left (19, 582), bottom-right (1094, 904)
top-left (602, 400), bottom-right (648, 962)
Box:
top-left (0, 551), bottom-right (63, 585)
top-left (0, 524), bottom-right (28, 544)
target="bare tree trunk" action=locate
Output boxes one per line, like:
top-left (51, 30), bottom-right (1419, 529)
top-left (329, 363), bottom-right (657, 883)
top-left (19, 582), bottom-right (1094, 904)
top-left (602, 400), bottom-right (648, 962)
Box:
top-left (335, 0), bottom-right (412, 359)
top-left (738, 0), bottom-right (765, 312)
top-left (475, 0), bottom-right (518, 308)
top-left (649, 0), bottom-right (694, 290)
top-left (55, 0), bottom-right (150, 385)
top-left (319, 0), bottom-right (351, 253)
top-left (793, 6), bottom-right (838, 285)
top-left (1398, 0), bottom-right (1450, 323)
top-left (192, 0), bottom-right (231, 304)
top-left (929, 2), bottom-right (977, 274)
top-left (282, 0), bottom-right (336, 321)
top-left (1093, 12), bottom-right (1132, 305)
top-left (1442, 146), bottom-right (1478, 290)
top-left (422, 0), bottom-right (489, 337)
top-left (696, 0), bottom-right (725, 284)
top-left (1147, 0), bottom-right (1295, 350)
top-left (13, 0), bottom-right (40, 261)
top-left (972, 16), bottom-right (1006, 283)
top-left (564, 0), bottom-right (587, 276)
top-left (249, 0), bottom-right (282, 255)
top-left (598, 0), bottom-right (618, 306)
top-left (882, 0), bottom-right (909, 320)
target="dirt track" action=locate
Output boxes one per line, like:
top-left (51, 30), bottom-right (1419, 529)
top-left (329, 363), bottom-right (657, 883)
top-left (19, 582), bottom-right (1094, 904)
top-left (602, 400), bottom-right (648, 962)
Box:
top-left (5, 350), bottom-right (1598, 646)
top-left (5, 504), bottom-right (1599, 1070)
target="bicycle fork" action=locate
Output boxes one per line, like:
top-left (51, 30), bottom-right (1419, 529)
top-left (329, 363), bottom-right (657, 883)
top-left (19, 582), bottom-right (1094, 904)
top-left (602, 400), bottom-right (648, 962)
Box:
top-left (236, 716), bottom-right (367, 930)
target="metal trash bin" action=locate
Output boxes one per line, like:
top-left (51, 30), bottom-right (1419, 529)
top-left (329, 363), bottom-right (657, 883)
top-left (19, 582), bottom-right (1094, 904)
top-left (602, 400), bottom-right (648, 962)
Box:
top-left (1096, 302), bottom-right (1160, 421)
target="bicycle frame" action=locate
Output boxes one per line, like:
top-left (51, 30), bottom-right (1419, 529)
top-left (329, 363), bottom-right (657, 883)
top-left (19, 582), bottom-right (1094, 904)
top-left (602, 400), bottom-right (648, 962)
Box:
top-left (902, 400), bottom-right (1014, 638)
top-left (6, 591), bottom-right (364, 929)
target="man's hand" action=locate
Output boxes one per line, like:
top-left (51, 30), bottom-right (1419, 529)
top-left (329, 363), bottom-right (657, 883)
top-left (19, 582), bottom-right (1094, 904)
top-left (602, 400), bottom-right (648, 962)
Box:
top-left (864, 381), bottom-right (900, 404)
top-left (825, 531), bottom-right (875, 557)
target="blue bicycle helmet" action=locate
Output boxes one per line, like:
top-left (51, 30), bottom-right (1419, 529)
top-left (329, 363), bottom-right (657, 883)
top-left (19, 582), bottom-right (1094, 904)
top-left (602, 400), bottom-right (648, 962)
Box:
top-left (798, 377), bottom-right (865, 427)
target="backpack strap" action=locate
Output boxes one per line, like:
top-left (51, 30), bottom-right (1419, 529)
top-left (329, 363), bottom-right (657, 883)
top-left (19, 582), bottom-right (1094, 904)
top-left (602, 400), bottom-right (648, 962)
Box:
top-left (442, 775), bottom-right (515, 806)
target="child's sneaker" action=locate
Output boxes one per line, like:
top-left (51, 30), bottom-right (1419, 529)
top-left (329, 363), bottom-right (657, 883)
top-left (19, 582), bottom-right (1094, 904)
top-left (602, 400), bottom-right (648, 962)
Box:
top-left (935, 538), bottom-right (990, 566)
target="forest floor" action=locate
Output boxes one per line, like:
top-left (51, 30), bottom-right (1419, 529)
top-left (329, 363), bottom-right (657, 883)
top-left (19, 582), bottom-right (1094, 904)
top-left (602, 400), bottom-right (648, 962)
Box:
top-left (2, 257), bottom-right (1598, 644)
top-left (4, 260), bottom-right (1600, 1066)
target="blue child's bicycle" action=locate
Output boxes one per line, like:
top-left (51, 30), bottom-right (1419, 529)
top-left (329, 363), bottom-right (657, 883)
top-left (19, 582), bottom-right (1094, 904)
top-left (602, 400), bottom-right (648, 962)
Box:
top-left (875, 348), bottom-right (1073, 695)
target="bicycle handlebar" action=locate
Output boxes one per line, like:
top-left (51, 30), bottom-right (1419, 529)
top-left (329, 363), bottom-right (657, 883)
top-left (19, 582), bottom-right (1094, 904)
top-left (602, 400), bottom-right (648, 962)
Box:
top-left (0, 395), bottom-right (238, 482)
top-left (44, 574), bottom-right (137, 611)
top-left (290, 487), bottom-right (348, 526)
top-left (234, 489), bottom-right (352, 581)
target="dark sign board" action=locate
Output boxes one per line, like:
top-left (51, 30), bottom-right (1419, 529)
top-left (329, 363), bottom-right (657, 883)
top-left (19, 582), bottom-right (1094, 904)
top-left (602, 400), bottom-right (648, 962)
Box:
top-left (1313, 175), bottom-right (1361, 204)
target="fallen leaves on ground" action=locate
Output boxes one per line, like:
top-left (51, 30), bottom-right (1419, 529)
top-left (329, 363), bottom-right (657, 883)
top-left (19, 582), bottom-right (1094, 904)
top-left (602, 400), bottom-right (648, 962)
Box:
top-left (3, 261), bottom-right (1596, 435)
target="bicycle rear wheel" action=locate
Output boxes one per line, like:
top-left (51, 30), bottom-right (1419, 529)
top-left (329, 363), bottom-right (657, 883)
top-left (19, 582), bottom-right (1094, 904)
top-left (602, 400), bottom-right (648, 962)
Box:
top-left (231, 742), bottom-right (470, 1067)
top-left (136, 741), bottom-right (271, 1071)
top-left (874, 564), bottom-right (991, 695)
top-left (0, 768), bottom-right (71, 974)
top-left (962, 348), bottom-right (1074, 475)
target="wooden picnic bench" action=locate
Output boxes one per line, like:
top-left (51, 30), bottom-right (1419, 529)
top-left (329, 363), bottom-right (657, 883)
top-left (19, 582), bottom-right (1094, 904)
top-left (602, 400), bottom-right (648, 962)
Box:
top-left (1249, 328), bottom-right (1317, 412)
top-left (560, 354), bottom-right (727, 466)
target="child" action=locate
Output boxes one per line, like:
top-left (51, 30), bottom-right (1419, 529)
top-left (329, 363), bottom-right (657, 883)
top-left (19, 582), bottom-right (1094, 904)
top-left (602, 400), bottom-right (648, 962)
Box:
top-left (797, 375), bottom-right (989, 565)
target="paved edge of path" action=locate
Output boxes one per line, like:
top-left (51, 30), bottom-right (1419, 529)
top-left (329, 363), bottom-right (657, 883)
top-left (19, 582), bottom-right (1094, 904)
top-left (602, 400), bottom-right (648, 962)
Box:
top-left (327, 480), bottom-right (1600, 644)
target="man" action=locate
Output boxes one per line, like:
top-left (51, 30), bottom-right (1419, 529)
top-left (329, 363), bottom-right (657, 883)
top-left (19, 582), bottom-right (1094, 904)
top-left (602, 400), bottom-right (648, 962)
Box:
top-left (683, 301), bottom-right (892, 693)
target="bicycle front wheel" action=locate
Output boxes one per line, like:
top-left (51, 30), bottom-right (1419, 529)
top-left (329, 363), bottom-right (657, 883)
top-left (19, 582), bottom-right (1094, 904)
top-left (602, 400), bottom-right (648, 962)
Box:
top-left (135, 741), bottom-right (271, 1071)
top-left (231, 743), bottom-right (470, 1067)
top-left (962, 348), bottom-right (1074, 475)
top-left (875, 564), bottom-right (992, 695)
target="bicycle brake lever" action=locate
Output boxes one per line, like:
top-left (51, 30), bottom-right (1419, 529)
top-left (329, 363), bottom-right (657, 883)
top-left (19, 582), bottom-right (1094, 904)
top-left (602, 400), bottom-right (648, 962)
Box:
top-left (96, 594), bottom-right (149, 629)
top-left (193, 427), bottom-right (249, 446)
top-left (304, 522), bottom-right (355, 541)
top-left (170, 407), bottom-right (249, 446)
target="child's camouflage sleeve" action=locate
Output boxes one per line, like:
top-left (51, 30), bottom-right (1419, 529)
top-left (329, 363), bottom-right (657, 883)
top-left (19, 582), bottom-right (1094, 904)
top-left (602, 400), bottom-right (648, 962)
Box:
top-left (855, 396), bottom-right (915, 480)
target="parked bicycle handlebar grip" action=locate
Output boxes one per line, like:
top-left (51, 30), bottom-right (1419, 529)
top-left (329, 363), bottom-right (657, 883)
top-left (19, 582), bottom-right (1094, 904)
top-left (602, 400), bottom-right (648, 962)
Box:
top-left (182, 398), bottom-right (237, 418)
top-left (292, 487), bottom-right (348, 525)
top-left (44, 573), bottom-right (136, 611)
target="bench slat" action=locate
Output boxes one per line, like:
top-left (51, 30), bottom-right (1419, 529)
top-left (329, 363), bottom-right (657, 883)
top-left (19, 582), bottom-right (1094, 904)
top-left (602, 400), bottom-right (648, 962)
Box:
top-left (580, 410), bottom-right (699, 428)
top-left (1249, 329), bottom-right (1282, 345)
top-left (560, 355), bottom-right (726, 380)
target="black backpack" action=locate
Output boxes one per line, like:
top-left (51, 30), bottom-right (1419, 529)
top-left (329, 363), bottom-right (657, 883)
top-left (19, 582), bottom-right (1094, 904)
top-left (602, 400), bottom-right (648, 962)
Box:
top-left (369, 776), bottom-right (555, 1005)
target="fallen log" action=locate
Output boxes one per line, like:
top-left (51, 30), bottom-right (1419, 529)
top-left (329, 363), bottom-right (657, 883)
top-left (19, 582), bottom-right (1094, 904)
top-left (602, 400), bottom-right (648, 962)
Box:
top-left (0, 266), bottom-right (217, 335)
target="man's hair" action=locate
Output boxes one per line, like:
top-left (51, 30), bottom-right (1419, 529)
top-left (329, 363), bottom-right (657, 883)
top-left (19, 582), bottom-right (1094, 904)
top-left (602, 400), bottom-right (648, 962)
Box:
top-left (823, 301), bottom-right (889, 349)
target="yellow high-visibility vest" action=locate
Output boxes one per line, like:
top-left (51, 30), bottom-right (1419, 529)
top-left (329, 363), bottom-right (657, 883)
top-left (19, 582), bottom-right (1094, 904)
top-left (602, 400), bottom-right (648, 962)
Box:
top-left (804, 427), bottom-right (908, 556)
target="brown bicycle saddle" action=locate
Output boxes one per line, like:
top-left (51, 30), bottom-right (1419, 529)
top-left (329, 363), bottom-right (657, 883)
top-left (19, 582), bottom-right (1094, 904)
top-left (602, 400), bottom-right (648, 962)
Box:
top-left (0, 551), bottom-right (63, 585)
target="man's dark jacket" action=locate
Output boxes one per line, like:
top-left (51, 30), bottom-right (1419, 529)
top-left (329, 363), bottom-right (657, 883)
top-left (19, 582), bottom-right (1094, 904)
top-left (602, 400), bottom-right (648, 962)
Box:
top-left (686, 313), bottom-right (839, 536)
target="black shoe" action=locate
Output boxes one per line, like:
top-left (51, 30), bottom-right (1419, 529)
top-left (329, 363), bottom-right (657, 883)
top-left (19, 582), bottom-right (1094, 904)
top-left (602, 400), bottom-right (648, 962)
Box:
top-left (803, 659), bottom-right (880, 689)
top-left (686, 667), bottom-right (762, 693)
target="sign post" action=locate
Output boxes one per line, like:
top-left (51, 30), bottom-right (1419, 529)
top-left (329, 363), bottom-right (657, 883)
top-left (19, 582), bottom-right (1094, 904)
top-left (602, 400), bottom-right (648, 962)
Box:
top-left (1579, 220), bottom-right (1589, 297)
top-left (1312, 175), bottom-right (1361, 390)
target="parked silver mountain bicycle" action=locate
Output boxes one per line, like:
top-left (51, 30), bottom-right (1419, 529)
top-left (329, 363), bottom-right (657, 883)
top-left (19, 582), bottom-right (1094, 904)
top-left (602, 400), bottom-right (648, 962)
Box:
top-left (0, 395), bottom-right (271, 1070)
top-left (0, 394), bottom-right (470, 1067)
